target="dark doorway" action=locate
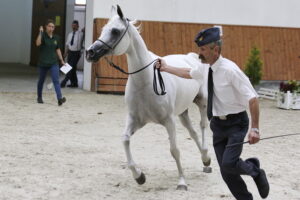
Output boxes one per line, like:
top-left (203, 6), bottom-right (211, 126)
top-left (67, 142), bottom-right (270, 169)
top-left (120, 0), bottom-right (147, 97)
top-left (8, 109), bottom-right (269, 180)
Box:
top-left (30, 0), bottom-right (67, 66)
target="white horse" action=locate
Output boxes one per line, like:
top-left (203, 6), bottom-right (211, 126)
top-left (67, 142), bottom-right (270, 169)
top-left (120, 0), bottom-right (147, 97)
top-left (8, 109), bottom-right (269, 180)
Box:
top-left (86, 5), bottom-right (211, 190)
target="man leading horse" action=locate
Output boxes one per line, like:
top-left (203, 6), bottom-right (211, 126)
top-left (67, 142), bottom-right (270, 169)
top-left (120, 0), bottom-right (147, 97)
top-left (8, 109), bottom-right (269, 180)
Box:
top-left (155, 27), bottom-right (270, 200)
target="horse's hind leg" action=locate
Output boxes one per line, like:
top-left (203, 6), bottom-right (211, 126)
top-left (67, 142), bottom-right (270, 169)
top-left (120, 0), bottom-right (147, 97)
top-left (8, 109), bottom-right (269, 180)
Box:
top-left (194, 96), bottom-right (212, 172)
top-left (197, 101), bottom-right (211, 166)
top-left (123, 115), bottom-right (146, 185)
top-left (179, 109), bottom-right (211, 172)
top-left (163, 116), bottom-right (187, 191)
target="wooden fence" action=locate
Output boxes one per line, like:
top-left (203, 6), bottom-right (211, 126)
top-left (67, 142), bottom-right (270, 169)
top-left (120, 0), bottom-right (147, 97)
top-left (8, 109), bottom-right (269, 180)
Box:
top-left (91, 18), bottom-right (300, 93)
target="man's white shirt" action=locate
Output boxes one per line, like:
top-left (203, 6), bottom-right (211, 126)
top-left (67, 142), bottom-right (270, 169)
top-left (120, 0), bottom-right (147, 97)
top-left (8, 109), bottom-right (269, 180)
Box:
top-left (66, 30), bottom-right (83, 51)
top-left (189, 55), bottom-right (258, 117)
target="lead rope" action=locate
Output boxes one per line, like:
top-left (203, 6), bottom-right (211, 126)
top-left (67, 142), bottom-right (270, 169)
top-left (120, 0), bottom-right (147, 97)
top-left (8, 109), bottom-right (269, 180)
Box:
top-left (104, 57), bottom-right (166, 95)
top-left (153, 63), bottom-right (166, 95)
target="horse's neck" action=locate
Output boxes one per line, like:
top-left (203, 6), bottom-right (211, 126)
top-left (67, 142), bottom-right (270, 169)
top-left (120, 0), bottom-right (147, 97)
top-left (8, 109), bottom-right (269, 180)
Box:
top-left (126, 29), bottom-right (154, 83)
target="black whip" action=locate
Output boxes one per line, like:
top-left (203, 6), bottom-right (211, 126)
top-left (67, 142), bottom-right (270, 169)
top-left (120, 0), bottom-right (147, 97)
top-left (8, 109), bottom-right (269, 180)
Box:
top-left (226, 133), bottom-right (300, 148)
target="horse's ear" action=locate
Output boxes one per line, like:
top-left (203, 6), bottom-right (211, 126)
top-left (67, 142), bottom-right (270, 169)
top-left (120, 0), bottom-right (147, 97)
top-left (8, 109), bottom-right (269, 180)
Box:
top-left (110, 5), bottom-right (117, 16)
top-left (117, 5), bottom-right (124, 19)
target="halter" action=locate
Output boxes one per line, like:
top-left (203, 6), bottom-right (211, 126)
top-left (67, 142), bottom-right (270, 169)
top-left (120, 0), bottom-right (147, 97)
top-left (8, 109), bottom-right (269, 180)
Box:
top-left (97, 18), bottom-right (166, 95)
top-left (97, 18), bottom-right (130, 50)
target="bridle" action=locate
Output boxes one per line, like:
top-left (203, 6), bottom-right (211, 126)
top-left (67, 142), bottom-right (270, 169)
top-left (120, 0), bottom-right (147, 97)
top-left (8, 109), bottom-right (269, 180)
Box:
top-left (96, 18), bottom-right (166, 95)
top-left (97, 18), bottom-right (130, 51)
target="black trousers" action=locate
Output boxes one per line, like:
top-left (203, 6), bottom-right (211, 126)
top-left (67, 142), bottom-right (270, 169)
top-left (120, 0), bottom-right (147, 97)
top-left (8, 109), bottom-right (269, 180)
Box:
top-left (62, 50), bottom-right (81, 85)
top-left (210, 111), bottom-right (260, 200)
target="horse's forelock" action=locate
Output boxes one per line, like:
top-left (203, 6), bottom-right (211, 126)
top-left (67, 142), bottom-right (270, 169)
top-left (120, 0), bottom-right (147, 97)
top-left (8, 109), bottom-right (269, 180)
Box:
top-left (103, 16), bottom-right (124, 32)
top-left (102, 17), bottom-right (142, 38)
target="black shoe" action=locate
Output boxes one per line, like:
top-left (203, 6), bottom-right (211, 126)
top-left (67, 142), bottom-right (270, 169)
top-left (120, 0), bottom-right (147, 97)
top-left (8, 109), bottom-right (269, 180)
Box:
top-left (58, 97), bottom-right (66, 106)
top-left (246, 157), bottom-right (260, 168)
top-left (37, 97), bottom-right (44, 104)
top-left (67, 83), bottom-right (78, 88)
top-left (60, 82), bottom-right (66, 88)
top-left (254, 169), bottom-right (270, 199)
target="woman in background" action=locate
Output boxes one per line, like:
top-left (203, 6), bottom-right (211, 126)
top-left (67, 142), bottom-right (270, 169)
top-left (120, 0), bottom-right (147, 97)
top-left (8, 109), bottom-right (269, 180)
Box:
top-left (36, 19), bottom-right (66, 106)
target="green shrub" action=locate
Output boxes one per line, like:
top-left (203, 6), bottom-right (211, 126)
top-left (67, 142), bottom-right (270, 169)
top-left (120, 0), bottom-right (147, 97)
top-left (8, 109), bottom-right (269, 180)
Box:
top-left (244, 46), bottom-right (263, 86)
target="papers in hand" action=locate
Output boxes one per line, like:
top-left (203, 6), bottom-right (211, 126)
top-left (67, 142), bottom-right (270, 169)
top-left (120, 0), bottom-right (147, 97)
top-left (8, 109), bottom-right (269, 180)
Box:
top-left (60, 63), bottom-right (72, 74)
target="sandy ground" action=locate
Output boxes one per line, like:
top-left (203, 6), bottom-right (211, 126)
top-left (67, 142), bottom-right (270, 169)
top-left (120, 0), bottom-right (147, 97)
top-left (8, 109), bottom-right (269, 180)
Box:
top-left (0, 91), bottom-right (300, 200)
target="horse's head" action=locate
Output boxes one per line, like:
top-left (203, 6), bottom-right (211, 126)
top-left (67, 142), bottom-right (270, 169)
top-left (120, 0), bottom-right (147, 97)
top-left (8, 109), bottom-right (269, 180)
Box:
top-left (86, 5), bottom-right (131, 62)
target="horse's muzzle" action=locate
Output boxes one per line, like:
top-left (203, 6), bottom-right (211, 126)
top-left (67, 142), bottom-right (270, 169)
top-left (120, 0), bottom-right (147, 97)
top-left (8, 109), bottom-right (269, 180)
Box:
top-left (85, 41), bottom-right (110, 63)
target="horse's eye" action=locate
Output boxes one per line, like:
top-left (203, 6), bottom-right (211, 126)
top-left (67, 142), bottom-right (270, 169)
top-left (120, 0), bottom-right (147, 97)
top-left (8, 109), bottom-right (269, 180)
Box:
top-left (111, 28), bottom-right (120, 35)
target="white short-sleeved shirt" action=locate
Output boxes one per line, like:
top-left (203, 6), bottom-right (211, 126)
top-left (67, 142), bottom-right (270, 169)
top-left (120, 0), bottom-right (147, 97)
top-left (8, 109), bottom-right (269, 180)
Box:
top-left (66, 30), bottom-right (84, 51)
top-left (190, 55), bottom-right (258, 117)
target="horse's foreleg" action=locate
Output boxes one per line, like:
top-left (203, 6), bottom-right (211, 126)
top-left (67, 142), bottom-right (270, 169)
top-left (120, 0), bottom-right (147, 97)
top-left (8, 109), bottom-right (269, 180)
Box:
top-left (164, 116), bottom-right (187, 191)
top-left (179, 109), bottom-right (211, 172)
top-left (122, 115), bottom-right (145, 184)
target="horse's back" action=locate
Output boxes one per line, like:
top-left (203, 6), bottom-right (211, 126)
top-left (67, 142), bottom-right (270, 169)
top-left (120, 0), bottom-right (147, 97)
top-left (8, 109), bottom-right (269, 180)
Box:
top-left (160, 53), bottom-right (207, 115)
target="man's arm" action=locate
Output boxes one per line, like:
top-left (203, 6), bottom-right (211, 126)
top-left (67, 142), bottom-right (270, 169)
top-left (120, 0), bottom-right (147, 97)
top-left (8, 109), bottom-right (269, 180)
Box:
top-left (64, 46), bottom-right (69, 58)
top-left (248, 97), bottom-right (260, 144)
top-left (64, 33), bottom-right (70, 58)
top-left (155, 59), bottom-right (192, 79)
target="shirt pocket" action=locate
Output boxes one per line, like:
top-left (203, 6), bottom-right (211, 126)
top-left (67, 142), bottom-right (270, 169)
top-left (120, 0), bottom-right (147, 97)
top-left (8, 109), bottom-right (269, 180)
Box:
top-left (214, 81), bottom-right (235, 104)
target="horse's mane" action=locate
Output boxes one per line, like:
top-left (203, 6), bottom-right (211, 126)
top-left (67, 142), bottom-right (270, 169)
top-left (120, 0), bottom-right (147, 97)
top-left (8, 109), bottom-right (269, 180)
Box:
top-left (130, 19), bottom-right (142, 34)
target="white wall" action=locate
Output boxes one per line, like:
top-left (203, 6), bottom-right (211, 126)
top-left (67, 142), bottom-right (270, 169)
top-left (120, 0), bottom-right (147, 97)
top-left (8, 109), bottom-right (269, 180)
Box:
top-left (91, 0), bottom-right (300, 28)
top-left (83, 0), bottom-right (94, 90)
top-left (66, 0), bottom-right (75, 43)
top-left (0, 0), bottom-right (33, 64)
top-left (74, 6), bottom-right (86, 30)
top-left (83, 0), bottom-right (300, 91)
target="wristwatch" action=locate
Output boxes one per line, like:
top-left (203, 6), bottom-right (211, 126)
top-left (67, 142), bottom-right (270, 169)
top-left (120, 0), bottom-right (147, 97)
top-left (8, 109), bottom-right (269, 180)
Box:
top-left (251, 128), bottom-right (259, 134)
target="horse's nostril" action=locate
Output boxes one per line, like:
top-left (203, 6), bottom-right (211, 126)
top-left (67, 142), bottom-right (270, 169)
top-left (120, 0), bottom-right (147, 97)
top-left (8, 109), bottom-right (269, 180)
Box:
top-left (88, 49), bottom-right (95, 57)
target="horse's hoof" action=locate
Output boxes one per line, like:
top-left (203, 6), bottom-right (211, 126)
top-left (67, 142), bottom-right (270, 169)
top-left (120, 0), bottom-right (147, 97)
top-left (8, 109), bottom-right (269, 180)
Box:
top-left (203, 166), bottom-right (212, 173)
top-left (135, 172), bottom-right (146, 185)
top-left (202, 157), bottom-right (211, 167)
top-left (176, 184), bottom-right (188, 191)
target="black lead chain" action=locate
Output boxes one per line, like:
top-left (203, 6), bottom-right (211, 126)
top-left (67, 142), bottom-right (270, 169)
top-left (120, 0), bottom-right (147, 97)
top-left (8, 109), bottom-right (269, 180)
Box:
top-left (104, 57), bottom-right (166, 95)
top-left (104, 57), bottom-right (152, 75)
top-left (153, 64), bottom-right (166, 95)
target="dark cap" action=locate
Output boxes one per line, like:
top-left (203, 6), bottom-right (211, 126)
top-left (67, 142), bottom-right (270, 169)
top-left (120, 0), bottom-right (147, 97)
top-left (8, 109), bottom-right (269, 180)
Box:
top-left (194, 27), bottom-right (220, 47)
top-left (72, 20), bottom-right (79, 25)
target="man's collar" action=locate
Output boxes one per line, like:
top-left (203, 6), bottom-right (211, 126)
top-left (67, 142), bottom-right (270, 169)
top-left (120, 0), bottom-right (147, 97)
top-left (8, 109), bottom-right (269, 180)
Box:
top-left (210, 55), bottom-right (223, 72)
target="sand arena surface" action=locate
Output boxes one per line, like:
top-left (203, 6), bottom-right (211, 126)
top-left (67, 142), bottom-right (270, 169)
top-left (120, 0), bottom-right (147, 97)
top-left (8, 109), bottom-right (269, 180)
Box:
top-left (0, 91), bottom-right (299, 200)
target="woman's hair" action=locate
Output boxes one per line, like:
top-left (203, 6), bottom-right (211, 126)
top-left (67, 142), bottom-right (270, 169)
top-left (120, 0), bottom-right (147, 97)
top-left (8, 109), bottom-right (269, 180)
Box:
top-left (45, 19), bottom-right (55, 26)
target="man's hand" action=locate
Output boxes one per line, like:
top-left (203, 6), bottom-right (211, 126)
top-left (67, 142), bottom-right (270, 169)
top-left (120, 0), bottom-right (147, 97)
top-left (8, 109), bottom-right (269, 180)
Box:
top-left (154, 58), bottom-right (192, 79)
top-left (155, 58), bottom-right (168, 72)
top-left (248, 130), bottom-right (260, 144)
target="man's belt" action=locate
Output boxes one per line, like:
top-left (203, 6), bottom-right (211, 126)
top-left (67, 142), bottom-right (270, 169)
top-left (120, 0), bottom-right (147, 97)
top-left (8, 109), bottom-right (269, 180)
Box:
top-left (215, 111), bottom-right (246, 120)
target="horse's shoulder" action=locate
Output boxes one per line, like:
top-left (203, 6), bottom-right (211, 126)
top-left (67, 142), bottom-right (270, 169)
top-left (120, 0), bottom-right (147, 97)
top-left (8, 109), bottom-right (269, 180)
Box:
top-left (186, 52), bottom-right (198, 58)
